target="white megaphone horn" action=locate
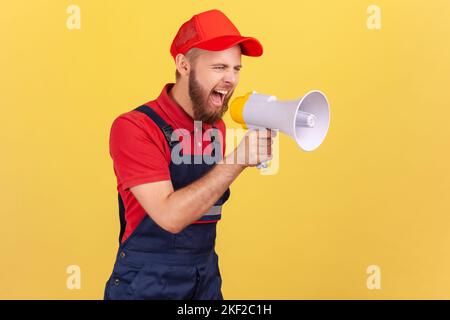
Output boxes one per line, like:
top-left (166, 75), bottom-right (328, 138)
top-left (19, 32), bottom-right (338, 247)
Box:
top-left (230, 90), bottom-right (330, 162)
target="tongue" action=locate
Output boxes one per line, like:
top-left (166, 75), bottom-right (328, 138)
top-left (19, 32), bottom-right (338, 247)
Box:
top-left (211, 91), bottom-right (222, 105)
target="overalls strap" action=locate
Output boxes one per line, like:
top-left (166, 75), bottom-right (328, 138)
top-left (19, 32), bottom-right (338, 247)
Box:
top-left (134, 105), bottom-right (178, 149)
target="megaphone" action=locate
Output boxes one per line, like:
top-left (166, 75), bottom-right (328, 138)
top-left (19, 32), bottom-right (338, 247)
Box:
top-left (230, 90), bottom-right (330, 152)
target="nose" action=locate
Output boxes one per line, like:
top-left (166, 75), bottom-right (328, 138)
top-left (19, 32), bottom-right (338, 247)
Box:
top-left (222, 69), bottom-right (238, 87)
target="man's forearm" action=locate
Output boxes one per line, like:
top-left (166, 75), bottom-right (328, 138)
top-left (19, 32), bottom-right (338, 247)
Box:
top-left (162, 156), bottom-right (245, 232)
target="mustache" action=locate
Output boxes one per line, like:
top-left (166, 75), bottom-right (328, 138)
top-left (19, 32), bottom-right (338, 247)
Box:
top-left (211, 87), bottom-right (233, 92)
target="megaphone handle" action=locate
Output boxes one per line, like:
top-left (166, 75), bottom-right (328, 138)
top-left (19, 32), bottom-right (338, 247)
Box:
top-left (256, 162), bottom-right (268, 169)
top-left (247, 126), bottom-right (271, 170)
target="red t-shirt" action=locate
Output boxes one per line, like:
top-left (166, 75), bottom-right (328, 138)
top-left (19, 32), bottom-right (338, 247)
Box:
top-left (109, 83), bottom-right (227, 243)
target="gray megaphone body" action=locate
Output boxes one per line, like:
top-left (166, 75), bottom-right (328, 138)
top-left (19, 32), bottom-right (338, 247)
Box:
top-left (230, 90), bottom-right (330, 167)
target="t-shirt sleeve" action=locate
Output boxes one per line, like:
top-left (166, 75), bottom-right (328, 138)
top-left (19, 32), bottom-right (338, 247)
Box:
top-left (109, 113), bottom-right (171, 191)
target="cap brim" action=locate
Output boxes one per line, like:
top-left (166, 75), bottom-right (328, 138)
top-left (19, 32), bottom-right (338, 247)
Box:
top-left (193, 35), bottom-right (263, 57)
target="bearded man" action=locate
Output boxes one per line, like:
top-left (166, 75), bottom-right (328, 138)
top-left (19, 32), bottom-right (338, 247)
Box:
top-left (104, 9), bottom-right (274, 300)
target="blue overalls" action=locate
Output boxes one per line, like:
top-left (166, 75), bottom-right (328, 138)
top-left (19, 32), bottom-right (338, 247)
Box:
top-left (104, 105), bottom-right (230, 300)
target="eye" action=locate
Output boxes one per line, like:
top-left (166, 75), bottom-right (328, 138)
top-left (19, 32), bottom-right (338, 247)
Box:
top-left (213, 66), bottom-right (226, 70)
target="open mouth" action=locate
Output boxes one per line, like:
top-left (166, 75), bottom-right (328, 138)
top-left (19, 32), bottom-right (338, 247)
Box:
top-left (210, 89), bottom-right (228, 106)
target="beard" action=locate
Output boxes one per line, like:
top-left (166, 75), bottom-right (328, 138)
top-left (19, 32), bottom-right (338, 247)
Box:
top-left (188, 69), bottom-right (233, 125)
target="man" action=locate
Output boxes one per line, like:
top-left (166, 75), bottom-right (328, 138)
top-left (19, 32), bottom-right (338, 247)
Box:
top-left (104, 9), bottom-right (274, 300)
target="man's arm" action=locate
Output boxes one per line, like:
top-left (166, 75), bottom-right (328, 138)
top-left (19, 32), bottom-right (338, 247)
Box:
top-left (130, 129), bottom-right (275, 233)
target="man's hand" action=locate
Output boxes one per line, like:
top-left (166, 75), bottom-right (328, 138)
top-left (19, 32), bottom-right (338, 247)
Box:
top-left (226, 128), bottom-right (276, 167)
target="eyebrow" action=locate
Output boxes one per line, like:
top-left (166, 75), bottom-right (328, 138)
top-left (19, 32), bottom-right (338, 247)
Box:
top-left (211, 63), bottom-right (242, 69)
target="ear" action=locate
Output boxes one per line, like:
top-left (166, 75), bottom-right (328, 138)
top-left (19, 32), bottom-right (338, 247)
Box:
top-left (175, 53), bottom-right (190, 77)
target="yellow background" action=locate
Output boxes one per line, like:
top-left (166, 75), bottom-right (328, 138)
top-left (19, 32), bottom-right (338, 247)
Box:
top-left (1, 0), bottom-right (450, 299)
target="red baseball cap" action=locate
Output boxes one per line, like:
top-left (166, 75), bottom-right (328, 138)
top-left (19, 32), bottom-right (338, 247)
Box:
top-left (170, 9), bottom-right (263, 60)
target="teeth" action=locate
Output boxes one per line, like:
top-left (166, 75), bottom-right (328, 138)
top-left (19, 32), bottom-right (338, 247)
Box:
top-left (215, 89), bottom-right (228, 95)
